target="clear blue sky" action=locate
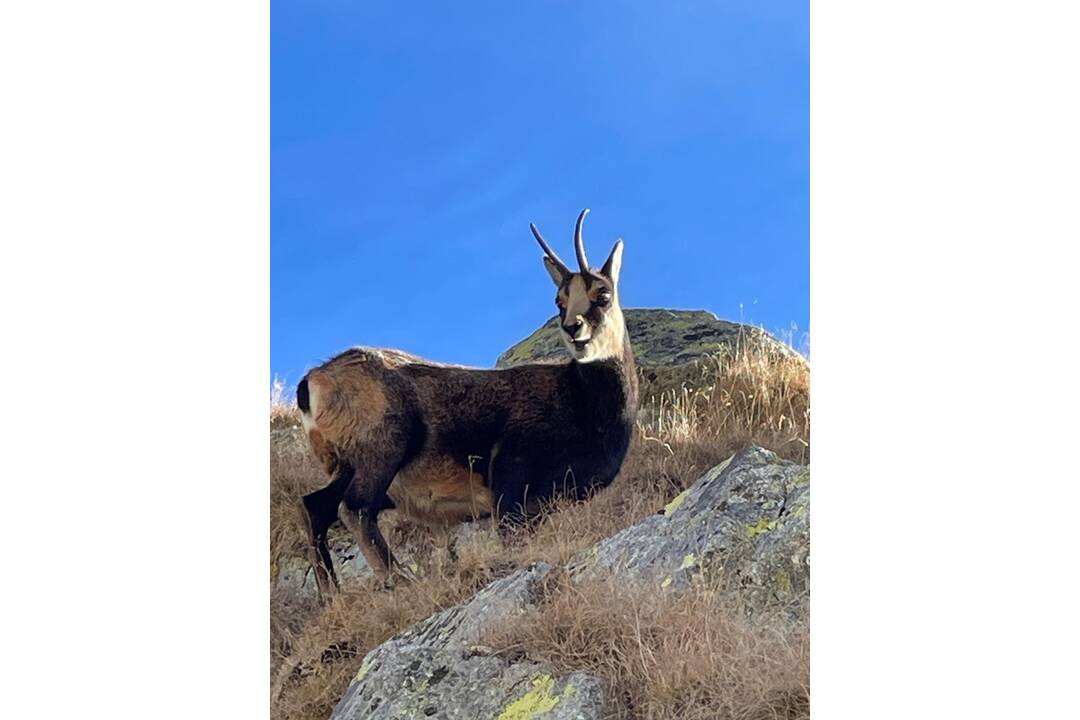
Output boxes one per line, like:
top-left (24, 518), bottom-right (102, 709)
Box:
top-left (272, 2), bottom-right (808, 383)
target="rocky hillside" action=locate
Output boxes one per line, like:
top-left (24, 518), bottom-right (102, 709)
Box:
top-left (326, 447), bottom-right (809, 720)
top-left (497, 309), bottom-right (804, 400)
top-left (270, 308), bottom-right (810, 720)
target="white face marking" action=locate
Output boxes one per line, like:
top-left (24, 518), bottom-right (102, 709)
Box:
top-left (557, 274), bottom-right (626, 362)
top-left (574, 303), bottom-right (626, 362)
top-left (563, 275), bottom-right (591, 337)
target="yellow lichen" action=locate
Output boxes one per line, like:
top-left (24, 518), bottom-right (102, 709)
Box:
top-left (664, 454), bottom-right (736, 516)
top-left (498, 675), bottom-right (570, 720)
top-left (660, 576), bottom-right (673, 589)
top-left (773, 569), bottom-right (792, 593)
top-left (663, 489), bottom-right (690, 516)
top-left (746, 517), bottom-right (778, 537)
top-left (712, 453), bottom-right (735, 475)
top-left (680, 553), bottom-right (696, 570)
top-left (354, 659), bottom-right (371, 683)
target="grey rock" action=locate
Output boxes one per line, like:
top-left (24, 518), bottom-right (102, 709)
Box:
top-left (329, 563), bottom-right (605, 720)
top-left (568, 446), bottom-right (809, 614)
top-left (496, 309), bottom-right (804, 401)
top-left (496, 308), bottom-right (798, 369)
top-left (326, 447), bottom-right (809, 717)
top-left (276, 539), bottom-right (375, 597)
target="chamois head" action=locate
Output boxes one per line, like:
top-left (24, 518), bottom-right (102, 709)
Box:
top-left (531, 209), bottom-right (627, 363)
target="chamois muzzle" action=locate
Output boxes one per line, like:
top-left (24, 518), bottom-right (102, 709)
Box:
top-left (563, 317), bottom-right (587, 341)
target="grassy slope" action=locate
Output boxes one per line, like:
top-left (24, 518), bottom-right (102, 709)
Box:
top-left (270, 335), bottom-right (809, 720)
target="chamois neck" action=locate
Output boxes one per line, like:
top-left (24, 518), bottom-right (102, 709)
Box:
top-left (617, 331), bottom-right (639, 414)
top-left (571, 327), bottom-right (638, 419)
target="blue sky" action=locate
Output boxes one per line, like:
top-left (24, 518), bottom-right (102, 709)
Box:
top-left (272, 2), bottom-right (808, 383)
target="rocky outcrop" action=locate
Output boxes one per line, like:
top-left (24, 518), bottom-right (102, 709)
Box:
top-left (497, 309), bottom-right (776, 368)
top-left (569, 446), bottom-right (809, 615)
top-left (496, 309), bottom-right (803, 399)
top-left (329, 564), bottom-right (603, 720)
top-left (327, 447), bottom-right (809, 719)
top-left (276, 540), bottom-right (374, 595)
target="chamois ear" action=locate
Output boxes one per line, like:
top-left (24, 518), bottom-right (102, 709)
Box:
top-left (600, 239), bottom-right (624, 285)
top-left (543, 256), bottom-right (567, 286)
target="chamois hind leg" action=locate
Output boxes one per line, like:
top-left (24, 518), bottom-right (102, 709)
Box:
top-left (338, 455), bottom-right (408, 584)
top-left (337, 500), bottom-right (409, 586)
top-left (299, 469), bottom-right (351, 600)
top-left (298, 500), bottom-right (335, 600)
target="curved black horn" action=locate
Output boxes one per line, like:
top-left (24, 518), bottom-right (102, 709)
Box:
top-left (531, 223), bottom-right (571, 276)
top-left (574, 208), bottom-right (591, 272)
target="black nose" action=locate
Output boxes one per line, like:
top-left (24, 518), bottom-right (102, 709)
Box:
top-left (563, 319), bottom-right (584, 336)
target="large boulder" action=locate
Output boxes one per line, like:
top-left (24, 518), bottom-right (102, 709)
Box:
top-left (329, 563), bottom-right (604, 720)
top-left (569, 446), bottom-right (809, 615)
top-left (496, 309), bottom-right (803, 399)
top-left (496, 308), bottom-right (776, 368)
top-left (327, 447), bottom-right (809, 719)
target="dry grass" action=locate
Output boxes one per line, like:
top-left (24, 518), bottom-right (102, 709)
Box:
top-left (269, 333), bottom-right (809, 720)
top-left (640, 335), bottom-right (810, 466)
top-left (271, 376), bottom-right (301, 428)
top-left (486, 575), bottom-right (809, 720)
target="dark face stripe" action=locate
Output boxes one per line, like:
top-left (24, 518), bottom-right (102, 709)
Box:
top-left (556, 272), bottom-right (617, 332)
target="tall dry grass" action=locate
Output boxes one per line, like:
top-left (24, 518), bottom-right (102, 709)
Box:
top-left (486, 575), bottom-right (809, 720)
top-left (269, 333), bottom-right (809, 720)
top-left (271, 376), bottom-right (301, 428)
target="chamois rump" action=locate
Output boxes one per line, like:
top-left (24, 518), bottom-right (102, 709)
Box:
top-left (297, 209), bottom-right (638, 596)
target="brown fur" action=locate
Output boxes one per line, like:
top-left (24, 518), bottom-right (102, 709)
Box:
top-left (388, 455), bottom-right (494, 526)
top-left (304, 364), bottom-right (389, 444)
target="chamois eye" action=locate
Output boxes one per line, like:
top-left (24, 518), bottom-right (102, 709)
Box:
top-left (596, 291), bottom-right (612, 307)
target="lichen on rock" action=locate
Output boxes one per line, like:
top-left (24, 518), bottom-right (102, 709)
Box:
top-left (328, 564), bottom-right (604, 720)
top-left (496, 309), bottom-right (805, 399)
top-left (325, 446), bottom-right (809, 718)
top-left (496, 674), bottom-right (587, 720)
top-left (567, 446), bottom-right (809, 612)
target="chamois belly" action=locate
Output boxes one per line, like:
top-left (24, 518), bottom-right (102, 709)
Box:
top-left (387, 455), bottom-right (493, 527)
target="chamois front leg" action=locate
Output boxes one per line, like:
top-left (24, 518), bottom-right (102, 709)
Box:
top-left (490, 451), bottom-right (537, 534)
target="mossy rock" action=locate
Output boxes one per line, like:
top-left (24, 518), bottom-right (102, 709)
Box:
top-left (325, 448), bottom-right (808, 719)
top-left (568, 446), bottom-right (809, 616)
top-left (328, 564), bottom-right (604, 720)
top-left (497, 308), bottom-right (802, 401)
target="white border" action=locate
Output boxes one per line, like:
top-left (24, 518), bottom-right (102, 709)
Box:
top-left (813, 2), bottom-right (1080, 717)
top-left (3, 1), bottom-right (1079, 717)
top-left (0, 2), bottom-right (268, 716)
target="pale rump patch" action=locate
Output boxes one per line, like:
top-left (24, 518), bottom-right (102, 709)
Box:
top-left (300, 372), bottom-right (320, 432)
top-left (387, 455), bottom-right (494, 527)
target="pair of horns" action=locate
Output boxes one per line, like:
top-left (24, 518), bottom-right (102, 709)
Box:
top-left (530, 208), bottom-right (592, 276)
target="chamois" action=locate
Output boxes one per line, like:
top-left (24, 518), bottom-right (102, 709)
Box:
top-left (296, 209), bottom-right (638, 596)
